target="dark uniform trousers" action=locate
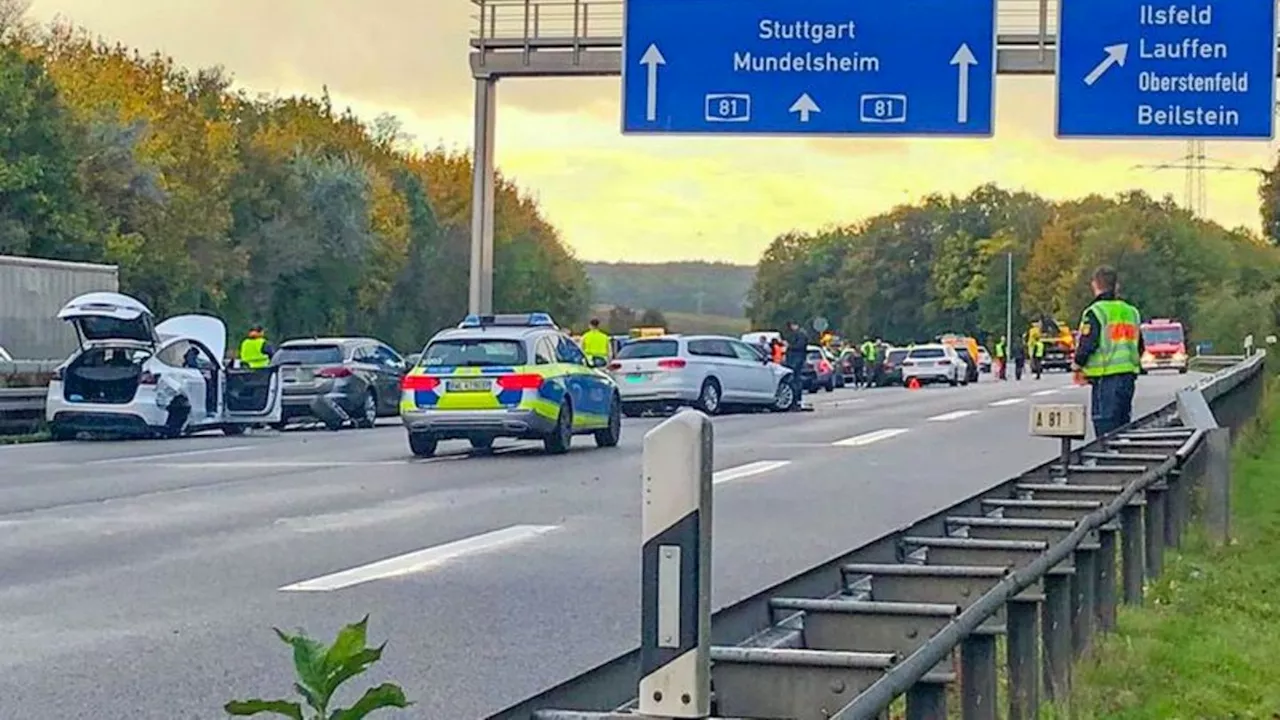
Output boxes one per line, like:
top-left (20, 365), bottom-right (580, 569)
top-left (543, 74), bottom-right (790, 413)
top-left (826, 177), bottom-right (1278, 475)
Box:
top-left (1090, 373), bottom-right (1137, 438)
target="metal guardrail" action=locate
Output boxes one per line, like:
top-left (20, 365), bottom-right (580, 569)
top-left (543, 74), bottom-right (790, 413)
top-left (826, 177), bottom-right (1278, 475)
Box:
top-left (490, 352), bottom-right (1267, 720)
top-left (0, 360), bottom-right (59, 434)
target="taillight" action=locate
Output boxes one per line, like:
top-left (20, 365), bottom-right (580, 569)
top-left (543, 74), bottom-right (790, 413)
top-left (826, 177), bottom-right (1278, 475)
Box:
top-left (819, 360), bottom-right (831, 373)
top-left (139, 371), bottom-right (159, 385)
top-left (316, 366), bottom-right (353, 378)
top-left (607, 362), bottom-right (622, 371)
top-left (657, 358), bottom-right (687, 370)
top-left (938, 360), bottom-right (951, 365)
top-left (497, 373), bottom-right (544, 390)
top-left (401, 375), bottom-right (440, 391)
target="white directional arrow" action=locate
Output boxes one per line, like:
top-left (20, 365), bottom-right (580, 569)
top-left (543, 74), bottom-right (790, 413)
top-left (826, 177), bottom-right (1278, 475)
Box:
top-left (950, 43), bottom-right (977, 124)
top-left (1084, 43), bottom-right (1128, 86)
top-left (640, 44), bottom-right (666, 121)
top-left (789, 93), bottom-right (820, 122)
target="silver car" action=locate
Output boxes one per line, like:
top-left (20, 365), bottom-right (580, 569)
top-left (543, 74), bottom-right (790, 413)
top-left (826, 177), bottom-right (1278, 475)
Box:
top-left (900, 344), bottom-right (967, 387)
top-left (608, 335), bottom-right (795, 416)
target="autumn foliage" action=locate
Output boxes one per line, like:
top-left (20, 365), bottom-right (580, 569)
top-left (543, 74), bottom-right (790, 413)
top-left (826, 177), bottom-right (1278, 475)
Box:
top-left (0, 20), bottom-right (590, 351)
top-left (749, 185), bottom-right (1280, 351)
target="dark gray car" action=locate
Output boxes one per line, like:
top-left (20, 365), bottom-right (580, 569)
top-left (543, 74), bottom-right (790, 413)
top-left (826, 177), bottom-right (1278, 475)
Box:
top-left (271, 337), bottom-right (407, 429)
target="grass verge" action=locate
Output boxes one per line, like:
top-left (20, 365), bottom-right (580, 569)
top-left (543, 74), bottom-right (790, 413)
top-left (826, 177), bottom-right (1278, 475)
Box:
top-left (0, 429), bottom-right (49, 444)
top-left (1056, 379), bottom-right (1280, 719)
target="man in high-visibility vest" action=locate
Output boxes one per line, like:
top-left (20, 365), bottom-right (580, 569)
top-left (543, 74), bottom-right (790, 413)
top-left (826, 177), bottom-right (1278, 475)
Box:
top-left (1074, 265), bottom-right (1145, 438)
top-left (238, 325), bottom-right (274, 369)
top-left (580, 318), bottom-right (611, 367)
top-left (1031, 337), bottom-right (1046, 380)
top-left (994, 336), bottom-right (1007, 380)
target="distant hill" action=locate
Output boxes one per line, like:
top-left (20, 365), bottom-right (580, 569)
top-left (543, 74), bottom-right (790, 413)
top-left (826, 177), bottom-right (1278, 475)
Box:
top-left (585, 261), bottom-right (754, 317)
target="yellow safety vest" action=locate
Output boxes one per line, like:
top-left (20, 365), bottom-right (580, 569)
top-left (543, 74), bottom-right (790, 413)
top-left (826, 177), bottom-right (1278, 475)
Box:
top-left (581, 329), bottom-right (610, 360)
top-left (239, 336), bottom-right (269, 368)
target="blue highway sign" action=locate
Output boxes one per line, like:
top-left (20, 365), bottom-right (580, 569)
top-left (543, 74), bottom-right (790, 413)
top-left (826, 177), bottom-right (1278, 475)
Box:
top-left (621, 0), bottom-right (997, 136)
top-left (1057, 0), bottom-right (1277, 139)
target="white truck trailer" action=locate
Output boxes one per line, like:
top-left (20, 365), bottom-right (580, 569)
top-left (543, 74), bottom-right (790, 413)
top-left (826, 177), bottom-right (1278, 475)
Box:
top-left (0, 254), bottom-right (120, 360)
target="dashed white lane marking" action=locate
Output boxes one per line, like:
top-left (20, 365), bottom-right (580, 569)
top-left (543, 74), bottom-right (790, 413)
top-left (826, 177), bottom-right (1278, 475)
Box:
top-left (832, 428), bottom-right (909, 447)
top-left (1032, 389), bottom-right (1060, 397)
top-left (989, 398), bottom-right (1026, 407)
top-left (279, 524), bottom-right (559, 592)
top-left (928, 410), bottom-right (980, 422)
top-left (87, 445), bottom-right (254, 465)
top-left (713, 460), bottom-right (792, 485)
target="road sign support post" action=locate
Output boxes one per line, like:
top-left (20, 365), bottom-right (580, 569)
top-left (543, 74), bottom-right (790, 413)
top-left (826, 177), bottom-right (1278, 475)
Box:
top-left (622, 0), bottom-right (998, 136)
top-left (1056, 0), bottom-right (1278, 139)
top-left (1204, 426), bottom-right (1232, 547)
top-left (469, 76), bottom-right (497, 315)
top-left (1030, 404), bottom-right (1087, 480)
top-left (639, 410), bottom-right (714, 718)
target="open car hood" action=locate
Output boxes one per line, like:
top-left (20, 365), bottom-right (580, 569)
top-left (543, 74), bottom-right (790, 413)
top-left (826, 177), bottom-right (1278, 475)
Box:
top-left (156, 314), bottom-right (227, 361)
top-left (57, 292), bottom-right (157, 344)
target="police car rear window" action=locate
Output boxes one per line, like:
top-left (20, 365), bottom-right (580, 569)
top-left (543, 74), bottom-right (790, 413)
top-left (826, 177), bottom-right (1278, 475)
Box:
top-left (424, 339), bottom-right (525, 367)
top-left (617, 340), bottom-right (678, 359)
top-left (274, 345), bottom-right (343, 365)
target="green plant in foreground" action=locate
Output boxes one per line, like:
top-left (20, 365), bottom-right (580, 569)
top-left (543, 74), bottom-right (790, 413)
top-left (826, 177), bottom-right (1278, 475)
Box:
top-left (225, 616), bottom-right (411, 719)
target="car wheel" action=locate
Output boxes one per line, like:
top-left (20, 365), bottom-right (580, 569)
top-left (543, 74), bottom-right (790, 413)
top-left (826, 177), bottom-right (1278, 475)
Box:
top-left (695, 379), bottom-right (721, 415)
top-left (356, 389), bottom-right (378, 429)
top-left (824, 378), bottom-right (835, 392)
top-left (222, 424), bottom-right (246, 436)
top-left (594, 394), bottom-right (622, 448)
top-left (1178, 366), bottom-right (1188, 374)
top-left (469, 436), bottom-right (495, 451)
top-left (545, 400), bottom-right (574, 454)
top-left (771, 379), bottom-right (796, 412)
top-left (408, 432), bottom-right (437, 458)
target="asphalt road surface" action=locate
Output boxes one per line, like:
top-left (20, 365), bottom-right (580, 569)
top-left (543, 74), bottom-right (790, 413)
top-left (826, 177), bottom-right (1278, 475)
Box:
top-left (0, 370), bottom-right (1199, 719)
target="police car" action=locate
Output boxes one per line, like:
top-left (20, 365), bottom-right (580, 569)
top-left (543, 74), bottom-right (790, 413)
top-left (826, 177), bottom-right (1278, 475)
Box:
top-left (399, 313), bottom-right (622, 457)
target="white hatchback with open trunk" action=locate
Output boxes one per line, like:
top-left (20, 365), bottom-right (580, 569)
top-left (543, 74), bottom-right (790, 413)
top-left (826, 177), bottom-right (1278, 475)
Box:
top-left (44, 292), bottom-right (282, 439)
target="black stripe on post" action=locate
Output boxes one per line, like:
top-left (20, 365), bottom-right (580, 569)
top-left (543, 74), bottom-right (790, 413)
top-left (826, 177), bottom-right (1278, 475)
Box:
top-left (640, 508), bottom-right (702, 678)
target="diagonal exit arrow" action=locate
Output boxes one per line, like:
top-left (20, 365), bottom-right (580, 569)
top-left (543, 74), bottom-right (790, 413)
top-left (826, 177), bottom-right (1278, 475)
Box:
top-left (1084, 43), bottom-right (1128, 86)
top-left (639, 44), bottom-right (666, 121)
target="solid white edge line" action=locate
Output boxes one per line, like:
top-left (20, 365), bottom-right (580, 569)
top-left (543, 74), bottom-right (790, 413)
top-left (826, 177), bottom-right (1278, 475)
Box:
top-left (832, 428), bottom-right (909, 447)
top-left (279, 524), bottom-right (559, 592)
top-left (927, 410), bottom-right (980, 422)
top-left (1032, 389), bottom-right (1060, 396)
top-left (713, 460), bottom-right (792, 485)
top-left (989, 398), bottom-right (1025, 407)
top-left (87, 445), bottom-right (255, 465)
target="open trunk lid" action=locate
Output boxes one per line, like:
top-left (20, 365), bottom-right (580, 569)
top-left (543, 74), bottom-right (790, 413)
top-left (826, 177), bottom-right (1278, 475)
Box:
top-left (57, 292), bottom-right (157, 347)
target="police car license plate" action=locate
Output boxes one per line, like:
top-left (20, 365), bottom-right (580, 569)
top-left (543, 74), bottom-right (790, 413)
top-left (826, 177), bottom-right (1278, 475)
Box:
top-left (446, 378), bottom-right (492, 392)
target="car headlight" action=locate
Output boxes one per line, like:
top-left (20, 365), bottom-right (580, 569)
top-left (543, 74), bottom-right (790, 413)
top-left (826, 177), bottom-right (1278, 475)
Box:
top-left (1141, 352), bottom-right (1155, 362)
top-left (1173, 351), bottom-right (1187, 361)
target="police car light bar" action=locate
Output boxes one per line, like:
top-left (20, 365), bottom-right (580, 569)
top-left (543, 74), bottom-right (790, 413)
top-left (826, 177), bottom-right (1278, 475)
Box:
top-left (458, 312), bottom-right (558, 329)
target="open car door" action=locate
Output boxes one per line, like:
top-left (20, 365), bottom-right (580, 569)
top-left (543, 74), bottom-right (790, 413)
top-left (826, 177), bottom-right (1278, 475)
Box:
top-left (223, 364), bottom-right (283, 425)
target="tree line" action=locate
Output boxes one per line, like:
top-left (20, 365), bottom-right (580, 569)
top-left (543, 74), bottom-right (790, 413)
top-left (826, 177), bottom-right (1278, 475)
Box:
top-left (0, 14), bottom-right (590, 353)
top-left (747, 184), bottom-right (1280, 353)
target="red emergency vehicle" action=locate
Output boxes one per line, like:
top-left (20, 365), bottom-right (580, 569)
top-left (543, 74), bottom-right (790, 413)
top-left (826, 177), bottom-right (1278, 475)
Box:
top-left (1139, 318), bottom-right (1189, 374)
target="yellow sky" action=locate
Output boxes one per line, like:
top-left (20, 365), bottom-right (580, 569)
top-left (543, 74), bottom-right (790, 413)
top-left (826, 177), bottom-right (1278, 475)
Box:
top-left (26, 0), bottom-right (1280, 264)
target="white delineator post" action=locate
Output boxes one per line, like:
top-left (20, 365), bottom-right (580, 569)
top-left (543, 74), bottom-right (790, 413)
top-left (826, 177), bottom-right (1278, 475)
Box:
top-left (638, 410), bottom-right (713, 718)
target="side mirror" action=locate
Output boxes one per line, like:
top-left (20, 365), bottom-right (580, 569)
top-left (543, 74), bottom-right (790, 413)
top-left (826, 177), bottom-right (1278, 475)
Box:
top-left (590, 356), bottom-right (608, 369)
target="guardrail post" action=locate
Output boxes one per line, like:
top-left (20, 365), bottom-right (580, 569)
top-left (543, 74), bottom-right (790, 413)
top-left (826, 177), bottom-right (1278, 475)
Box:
top-left (960, 632), bottom-right (998, 720)
top-left (1071, 547), bottom-right (1097, 656)
top-left (1096, 526), bottom-right (1119, 632)
top-left (1005, 598), bottom-right (1039, 720)
top-left (905, 681), bottom-right (947, 720)
top-left (639, 411), bottom-right (713, 718)
top-left (1120, 504), bottom-right (1144, 605)
top-left (1204, 427), bottom-right (1232, 547)
top-left (1144, 484), bottom-right (1167, 579)
top-left (1041, 573), bottom-right (1072, 702)
top-left (1165, 469), bottom-right (1185, 550)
